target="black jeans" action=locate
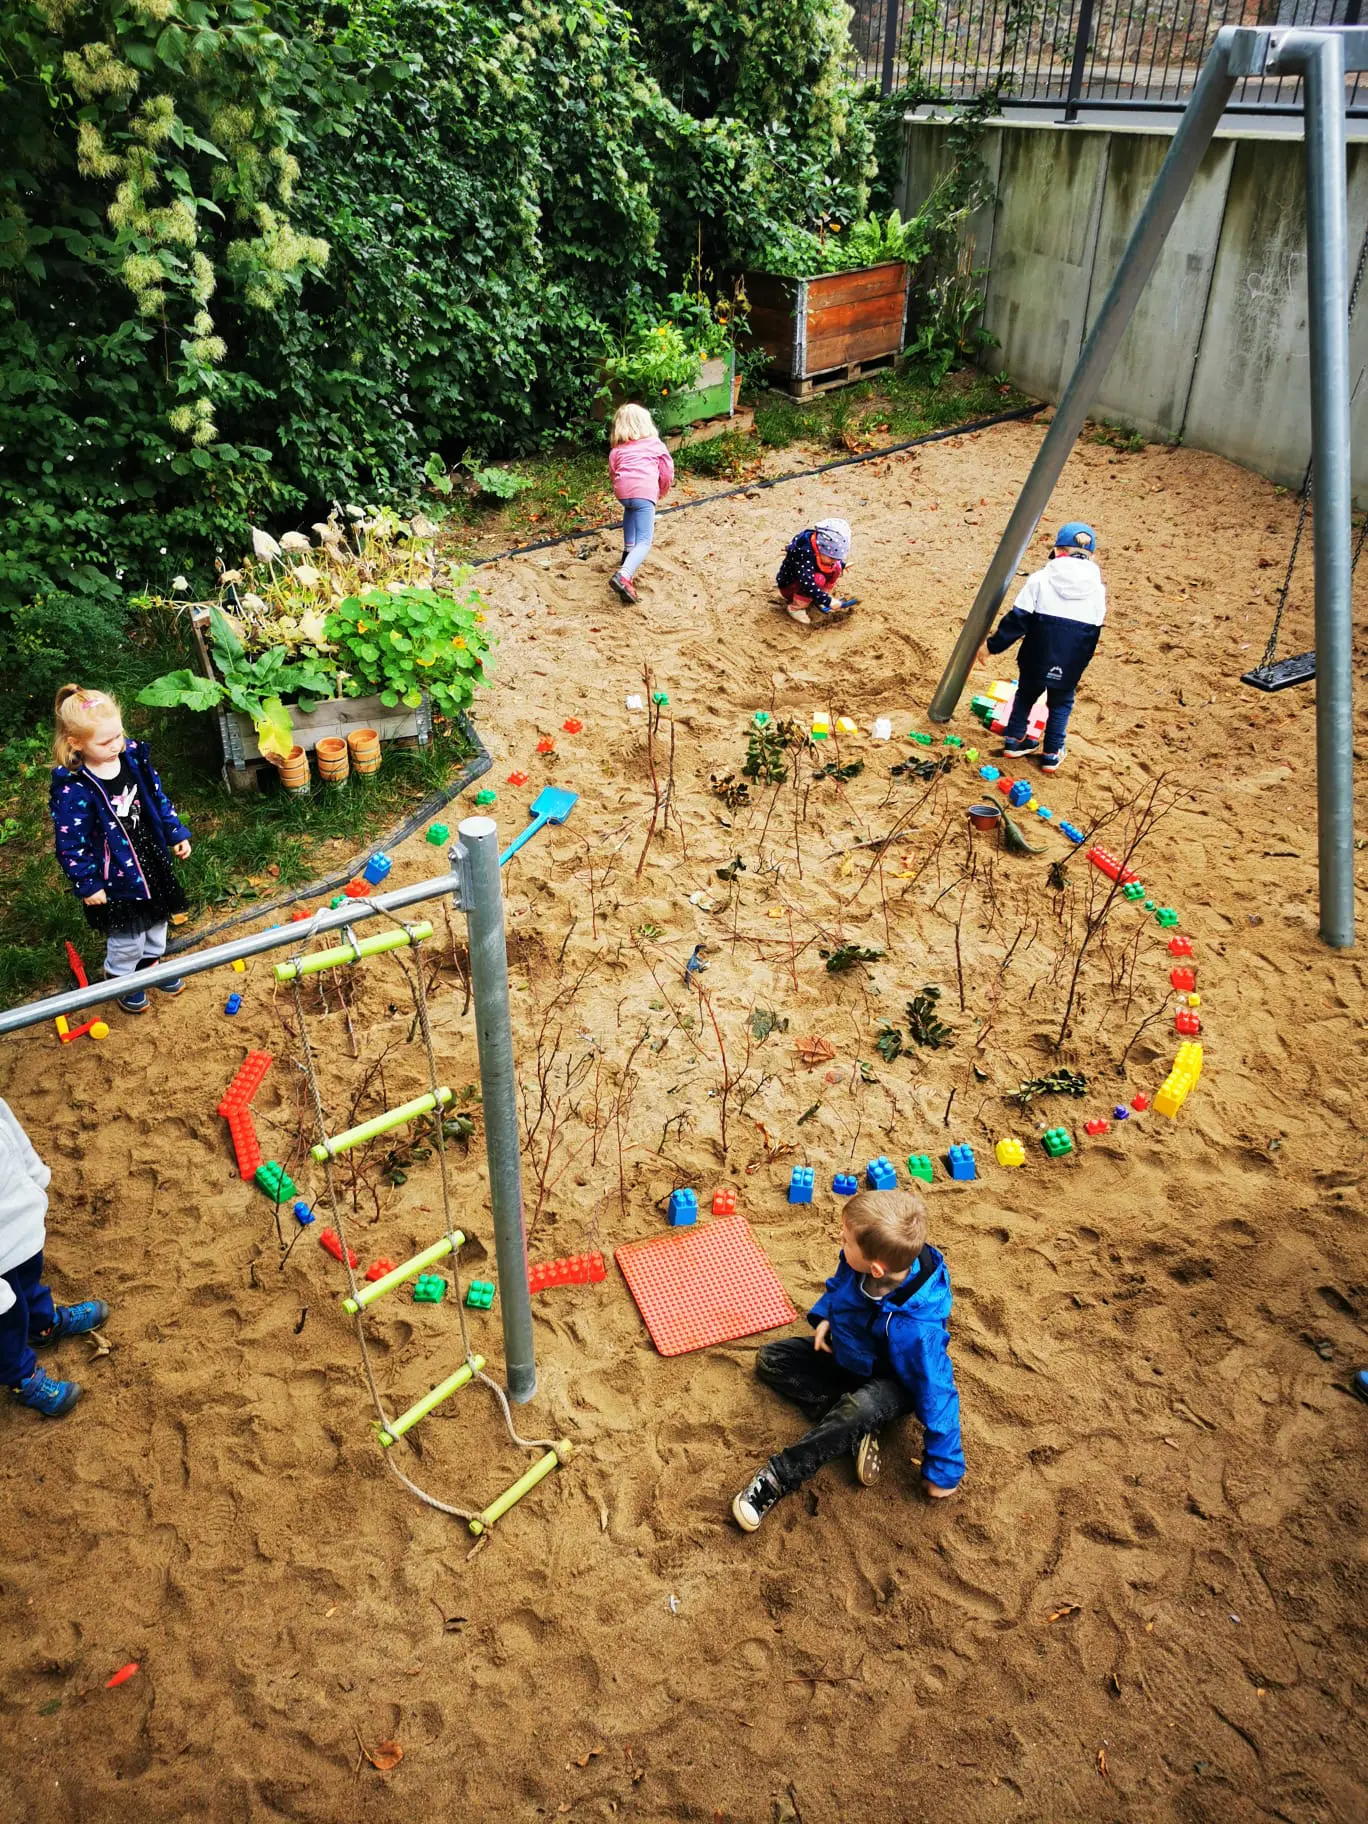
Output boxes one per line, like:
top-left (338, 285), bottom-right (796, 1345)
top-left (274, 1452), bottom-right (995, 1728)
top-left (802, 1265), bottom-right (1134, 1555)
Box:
top-left (756, 1333), bottom-right (913, 1495)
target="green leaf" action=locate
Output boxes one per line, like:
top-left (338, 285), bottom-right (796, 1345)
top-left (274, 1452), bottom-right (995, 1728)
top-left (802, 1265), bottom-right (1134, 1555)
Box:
top-left (253, 696), bottom-right (294, 761)
top-left (209, 605), bottom-right (244, 666)
top-left (136, 670), bottom-right (223, 712)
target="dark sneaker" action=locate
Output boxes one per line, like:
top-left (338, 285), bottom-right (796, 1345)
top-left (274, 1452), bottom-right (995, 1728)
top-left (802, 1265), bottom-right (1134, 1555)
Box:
top-left (732, 1466), bottom-right (783, 1533)
top-left (116, 987), bottom-right (149, 1014)
top-left (155, 977), bottom-right (185, 995)
top-left (11, 1367), bottom-right (82, 1417)
top-left (854, 1432), bottom-right (881, 1486)
top-left (610, 571), bottom-right (639, 605)
top-left (34, 1300), bottom-right (109, 1345)
top-left (1039, 750), bottom-right (1066, 773)
top-left (1001, 736), bottom-right (1040, 757)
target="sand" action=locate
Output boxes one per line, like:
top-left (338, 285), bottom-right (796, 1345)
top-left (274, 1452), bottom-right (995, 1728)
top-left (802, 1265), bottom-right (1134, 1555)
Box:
top-left (2, 416), bottom-right (1366, 1824)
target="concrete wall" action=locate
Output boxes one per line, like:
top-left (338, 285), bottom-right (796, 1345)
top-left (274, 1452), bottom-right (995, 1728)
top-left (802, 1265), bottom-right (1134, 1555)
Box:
top-left (900, 118), bottom-right (1368, 499)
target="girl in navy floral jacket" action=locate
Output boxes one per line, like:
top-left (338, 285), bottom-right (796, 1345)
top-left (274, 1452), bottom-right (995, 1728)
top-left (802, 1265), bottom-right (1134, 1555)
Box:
top-left (775, 517), bottom-right (857, 624)
top-left (49, 686), bottom-right (193, 1015)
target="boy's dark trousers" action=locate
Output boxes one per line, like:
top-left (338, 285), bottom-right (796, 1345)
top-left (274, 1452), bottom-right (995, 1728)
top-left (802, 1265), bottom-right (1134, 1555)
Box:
top-left (756, 1333), bottom-right (913, 1494)
top-left (0, 1250), bottom-right (55, 1387)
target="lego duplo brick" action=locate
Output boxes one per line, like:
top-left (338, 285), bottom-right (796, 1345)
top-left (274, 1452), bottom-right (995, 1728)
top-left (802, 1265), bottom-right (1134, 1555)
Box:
top-left (947, 1144), bottom-right (977, 1181)
top-left (865, 1157), bottom-right (898, 1190)
top-left (906, 1155), bottom-right (934, 1184)
top-left (995, 1138), bottom-right (1025, 1168)
top-left (787, 1167), bottom-right (814, 1205)
top-left (615, 1215), bottom-right (798, 1358)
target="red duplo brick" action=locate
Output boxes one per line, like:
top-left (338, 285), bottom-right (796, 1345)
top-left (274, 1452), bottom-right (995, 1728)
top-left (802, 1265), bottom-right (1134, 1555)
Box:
top-left (1175, 1009), bottom-right (1201, 1036)
top-left (1170, 967), bottom-right (1196, 992)
top-left (320, 1228), bottom-right (358, 1268)
top-left (1085, 1118), bottom-right (1109, 1135)
top-left (1168, 936), bottom-right (1194, 957)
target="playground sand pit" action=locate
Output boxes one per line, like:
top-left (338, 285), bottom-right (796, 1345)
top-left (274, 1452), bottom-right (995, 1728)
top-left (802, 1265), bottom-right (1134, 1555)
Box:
top-left (2, 414), bottom-right (1367, 1822)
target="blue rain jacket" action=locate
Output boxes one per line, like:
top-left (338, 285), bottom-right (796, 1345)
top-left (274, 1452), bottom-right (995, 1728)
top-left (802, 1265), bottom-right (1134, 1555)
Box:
top-left (986, 553), bottom-right (1107, 693)
top-left (50, 741), bottom-right (191, 903)
top-left (809, 1244), bottom-right (966, 1488)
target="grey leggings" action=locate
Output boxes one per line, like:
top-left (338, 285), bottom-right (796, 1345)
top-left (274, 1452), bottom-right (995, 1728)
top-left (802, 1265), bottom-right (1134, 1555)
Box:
top-left (104, 921), bottom-right (169, 979)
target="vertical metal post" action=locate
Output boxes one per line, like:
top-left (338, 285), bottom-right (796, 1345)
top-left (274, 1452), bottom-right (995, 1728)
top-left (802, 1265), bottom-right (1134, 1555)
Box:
top-left (1064, 0), bottom-right (1096, 120)
top-left (928, 26), bottom-right (1239, 723)
top-left (457, 817), bottom-right (536, 1402)
top-left (1280, 31), bottom-right (1355, 945)
top-left (881, 0), bottom-right (902, 95)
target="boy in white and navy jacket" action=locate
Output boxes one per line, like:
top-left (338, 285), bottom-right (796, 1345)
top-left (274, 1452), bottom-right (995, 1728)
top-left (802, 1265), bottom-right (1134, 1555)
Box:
top-left (0, 1098), bottom-right (108, 1417)
top-left (986, 521), bottom-right (1107, 773)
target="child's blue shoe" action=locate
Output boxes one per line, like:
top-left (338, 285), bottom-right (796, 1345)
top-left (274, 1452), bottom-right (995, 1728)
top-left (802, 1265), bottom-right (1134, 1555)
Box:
top-left (115, 986), bottom-right (149, 1014)
top-left (1353, 1368), bottom-right (1368, 1405)
top-left (11, 1366), bottom-right (82, 1417)
top-left (1039, 750), bottom-right (1066, 774)
top-left (34, 1300), bottom-right (109, 1344)
top-left (155, 977), bottom-right (185, 996)
top-left (1001, 736), bottom-right (1040, 757)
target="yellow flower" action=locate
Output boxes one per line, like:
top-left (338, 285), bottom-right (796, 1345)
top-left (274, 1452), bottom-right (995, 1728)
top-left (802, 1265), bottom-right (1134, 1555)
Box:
top-left (416, 654), bottom-right (434, 666)
top-left (661, 387), bottom-right (669, 395)
top-left (474, 612), bottom-right (485, 623)
top-left (451, 636), bottom-right (466, 648)
top-left (831, 223), bottom-right (841, 232)
top-left (357, 621), bottom-right (369, 632)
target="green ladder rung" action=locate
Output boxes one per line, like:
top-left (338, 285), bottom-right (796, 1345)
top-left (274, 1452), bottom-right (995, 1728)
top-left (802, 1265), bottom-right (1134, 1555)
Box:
top-left (376, 1354), bottom-right (486, 1448)
top-left (467, 1442), bottom-right (574, 1535)
top-left (342, 1232), bottom-right (465, 1314)
top-left (312, 1087), bottom-right (453, 1161)
top-left (274, 922), bottom-right (433, 982)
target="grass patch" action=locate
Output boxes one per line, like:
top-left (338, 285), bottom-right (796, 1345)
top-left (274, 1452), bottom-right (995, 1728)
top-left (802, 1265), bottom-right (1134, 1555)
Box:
top-left (0, 709), bottom-right (475, 1007)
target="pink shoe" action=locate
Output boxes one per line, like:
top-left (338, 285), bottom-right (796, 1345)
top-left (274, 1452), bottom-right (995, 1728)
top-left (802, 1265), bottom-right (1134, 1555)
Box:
top-left (610, 571), bottom-right (639, 604)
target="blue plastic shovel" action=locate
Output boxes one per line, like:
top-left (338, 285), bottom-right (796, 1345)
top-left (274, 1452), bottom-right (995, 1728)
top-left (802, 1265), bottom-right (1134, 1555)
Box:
top-left (499, 785), bottom-right (579, 866)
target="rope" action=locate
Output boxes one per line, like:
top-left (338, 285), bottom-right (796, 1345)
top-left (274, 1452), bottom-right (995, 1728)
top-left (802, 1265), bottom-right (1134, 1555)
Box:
top-left (1259, 216), bottom-right (1368, 669)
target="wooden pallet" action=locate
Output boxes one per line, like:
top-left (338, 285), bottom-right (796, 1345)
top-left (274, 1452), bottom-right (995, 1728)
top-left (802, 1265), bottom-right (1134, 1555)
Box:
top-left (664, 406), bottom-right (754, 452)
top-left (780, 354), bottom-right (903, 400)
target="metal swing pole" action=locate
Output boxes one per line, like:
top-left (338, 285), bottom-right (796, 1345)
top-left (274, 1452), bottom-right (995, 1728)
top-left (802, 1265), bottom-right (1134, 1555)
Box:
top-left (929, 23), bottom-right (1365, 949)
top-left (454, 817), bottom-right (536, 1404)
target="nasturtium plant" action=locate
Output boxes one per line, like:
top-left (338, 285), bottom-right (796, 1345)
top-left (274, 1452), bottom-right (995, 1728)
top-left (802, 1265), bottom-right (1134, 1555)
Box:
top-left (326, 582), bottom-right (492, 718)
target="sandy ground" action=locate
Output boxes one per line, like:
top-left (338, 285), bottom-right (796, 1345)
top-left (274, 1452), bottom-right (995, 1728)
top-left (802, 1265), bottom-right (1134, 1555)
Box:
top-left (2, 417), bottom-right (1367, 1824)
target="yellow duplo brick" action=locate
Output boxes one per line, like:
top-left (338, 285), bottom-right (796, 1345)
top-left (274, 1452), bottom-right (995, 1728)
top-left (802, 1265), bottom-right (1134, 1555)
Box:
top-left (995, 1137), bottom-right (1026, 1167)
top-left (835, 716), bottom-right (858, 735)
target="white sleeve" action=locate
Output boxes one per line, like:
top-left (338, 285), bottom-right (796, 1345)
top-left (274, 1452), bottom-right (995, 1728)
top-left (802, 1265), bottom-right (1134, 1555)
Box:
top-left (1009, 574), bottom-right (1039, 616)
top-left (0, 1099), bottom-right (51, 1192)
top-left (0, 1278), bottom-right (13, 1316)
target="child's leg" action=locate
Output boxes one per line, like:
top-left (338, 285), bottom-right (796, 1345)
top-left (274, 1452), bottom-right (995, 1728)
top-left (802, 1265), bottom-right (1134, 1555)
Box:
top-left (1042, 686), bottom-right (1076, 755)
top-left (765, 1374), bottom-right (913, 1496)
top-left (104, 928), bottom-right (145, 980)
top-left (619, 500), bottom-right (655, 581)
top-left (755, 1334), bottom-right (858, 1417)
top-left (1, 1251), bottom-right (53, 1388)
top-left (139, 920), bottom-right (170, 963)
top-left (1002, 664), bottom-right (1046, 744)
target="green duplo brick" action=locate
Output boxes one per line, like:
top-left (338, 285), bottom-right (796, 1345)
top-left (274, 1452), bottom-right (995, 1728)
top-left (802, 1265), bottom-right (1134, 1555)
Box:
top-left (255, 1161), bottom-right (297, 1201)
top-left (907, 1154), bottom-right (934, 1184)
top-left (1122, 882), bottom-right (1145, 901)
top-left (465, 1280), bottom-right (495, 1309)
top-left (907, 731), bottom-right (933, 746)
top-left (413, 1274), bottom-right (447, 1303)
top-left (1154, 907), bottom-right (1180, 927)
top-left (1041, 1128), bottom-right (1074, 1158)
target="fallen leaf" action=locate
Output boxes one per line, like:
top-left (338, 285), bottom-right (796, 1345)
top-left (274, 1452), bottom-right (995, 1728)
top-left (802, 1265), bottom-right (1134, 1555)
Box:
top-left (796, 1035), bottom-right (836, 1067)
top-left (105, 1662), bottom-right (140, 1688)
top-left (573, 1747), bottom-right (605, 1767)
top-left (1097, 1747), bottom-right (1109, 1778)
top-left (365, 1739), bottom-right (404, 1773)
top-left (324, 1605), bottom-right (338, 1618)
top-left (1046, 1603), bottom-right (1081, 1624)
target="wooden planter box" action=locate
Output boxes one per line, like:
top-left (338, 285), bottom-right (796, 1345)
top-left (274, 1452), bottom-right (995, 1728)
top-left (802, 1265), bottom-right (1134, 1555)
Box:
top-left (652, 349), bottom-right (736, 432)
top-left (189, 606), bottom-right (431, 787)
top-left (743, 261), bottom-right (911, 396)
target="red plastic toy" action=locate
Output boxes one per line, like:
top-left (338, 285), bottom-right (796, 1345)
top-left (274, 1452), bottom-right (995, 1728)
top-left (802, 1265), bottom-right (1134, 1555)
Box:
top-left (528, 1251), bottom-right (607, 1293)
top-left (218, 1052), bottom-right (273, 1180)
top-left (536, 737), bottom-right (555, 754)
top-left (1085, 1118), bottom-right (1109, 1135)
top-left (65, 940), bottom-right (89, 988)
top-left (507, 770), bottom-right (529, 786)
top-left (1170, 966), bottom-right (1197, 993)
top-left (290, 907), bottom-right (313, 922)
top-left (1130, 1093), bottom-right (1150, 1112)
top-left (562, 718), bottom-right (583, 734)
top-left (996, 776), bottom-right (1012, 795)
top-left (343, 879), bottom-right (371, 899)
top-left (320, 1228), bottom-right (359, 1268)
top-left (1174, 1009), bottom-right (1202, 1036)
top-left (1086, 845), bottom-right (1139, 885)
top-left (1167, 935), bottom-right (1193, 957)
top-left (712, 1188), bottom-right (737, 1216)
top-left (365, 1258), bottom-right (396, 1282)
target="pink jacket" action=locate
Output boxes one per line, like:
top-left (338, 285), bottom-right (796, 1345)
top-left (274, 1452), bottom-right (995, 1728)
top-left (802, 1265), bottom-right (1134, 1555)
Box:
top-left (609, 435), bottom-right (674, 504)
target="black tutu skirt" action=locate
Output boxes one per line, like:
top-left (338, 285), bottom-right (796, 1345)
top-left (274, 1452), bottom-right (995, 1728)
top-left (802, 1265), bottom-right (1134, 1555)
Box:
top-left (81, 824), bottom-right (188, 936)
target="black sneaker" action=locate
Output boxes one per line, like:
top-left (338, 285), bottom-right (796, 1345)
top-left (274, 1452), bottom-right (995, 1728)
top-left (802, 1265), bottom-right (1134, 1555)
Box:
top-left (732, 1466), bottom-right (783, 1532)
top-left (1039, 750), bottom-right (1066, 773)
top-left (854, 1432), bottom-right (881, 1486)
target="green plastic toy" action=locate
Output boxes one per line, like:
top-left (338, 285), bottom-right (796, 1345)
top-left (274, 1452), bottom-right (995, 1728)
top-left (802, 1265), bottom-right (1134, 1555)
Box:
top-left (1041, 1127), bottom-right (1074, 1158)
top-left (907, 731), bottom-right (933, 746)
top-left (1154, 907), bottom-right (1180, 928)
top-left (475, 790), bottom-right (497, 806)
top-left (1122, 882), bottom-right (1145, 901)
top-left (906, 1153), bottom-right (934, 1184)
top-left (943, 735), bottom-right (964, 748)
top-left (426, 823), bottom-right (450, 845)
top-left (255, 1161), bottom-right (298, 1202)
top-left (465, 1280), bottom-right (495, 1310)
top-left (413, 1273), bottom-right (447, 1303)
top-left (652, 692), bottom-right (669, 706)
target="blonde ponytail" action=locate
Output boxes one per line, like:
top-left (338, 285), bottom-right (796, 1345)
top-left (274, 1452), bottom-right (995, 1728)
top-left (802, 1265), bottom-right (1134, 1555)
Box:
top-left (53, 685), bottom-right (122, 768)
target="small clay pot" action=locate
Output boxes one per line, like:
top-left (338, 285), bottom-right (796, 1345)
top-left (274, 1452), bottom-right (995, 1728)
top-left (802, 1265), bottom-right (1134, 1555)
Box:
top-left (967, 802), bottom-right (1002, 833)
top-left (315, 737), bottom-right (350, 784)
top-left (348, 727), bottom-right (381, 775)
top-left (274, 746), bottom-right (310, 795)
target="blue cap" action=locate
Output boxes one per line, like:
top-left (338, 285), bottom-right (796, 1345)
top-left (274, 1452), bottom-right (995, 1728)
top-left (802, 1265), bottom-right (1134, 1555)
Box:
top-left (1055, 522), bottom-right (1097, 552)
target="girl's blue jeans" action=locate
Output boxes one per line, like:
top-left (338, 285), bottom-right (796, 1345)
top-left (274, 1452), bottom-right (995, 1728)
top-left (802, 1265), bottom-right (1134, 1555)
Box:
top-left (1, 1250), bottom-right (55, 1387)
top-left (619, 498), bottom-right (655, 581)
top-left (1004, 664), bottom-right (1075, 755)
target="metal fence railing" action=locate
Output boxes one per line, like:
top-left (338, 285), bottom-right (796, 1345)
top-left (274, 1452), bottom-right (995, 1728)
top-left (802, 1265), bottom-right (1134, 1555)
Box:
top-left (849, 0), bottom-right (1367, 114)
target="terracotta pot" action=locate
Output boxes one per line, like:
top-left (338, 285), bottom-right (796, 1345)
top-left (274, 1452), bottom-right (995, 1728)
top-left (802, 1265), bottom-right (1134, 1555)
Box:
top-left (348, 727), bottom-right (381, 775)
top-left (967, 802), bottom-right (1002, 833)
top-left (273, 746), bottom-right (311, 795)
top-left (315, 737), bottom-right (350, 784)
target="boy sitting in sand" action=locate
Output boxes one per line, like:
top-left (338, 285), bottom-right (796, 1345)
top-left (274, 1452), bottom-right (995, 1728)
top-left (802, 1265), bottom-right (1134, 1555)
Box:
top-left (732, 1189), bottom-right (964, 1531)
top-left (775, 518), bottom-right (857, 624)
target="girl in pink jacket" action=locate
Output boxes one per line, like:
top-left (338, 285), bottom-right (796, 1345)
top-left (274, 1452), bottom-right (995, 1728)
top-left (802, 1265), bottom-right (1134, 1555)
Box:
top-left (607, 404), bottom-right (674, 604)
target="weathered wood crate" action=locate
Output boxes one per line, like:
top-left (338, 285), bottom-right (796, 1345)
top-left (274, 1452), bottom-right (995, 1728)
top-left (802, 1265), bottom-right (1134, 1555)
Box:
top-left (743, 261), bottom-right (911, 398)
top-left (190, 607), bottom-right (431, 791)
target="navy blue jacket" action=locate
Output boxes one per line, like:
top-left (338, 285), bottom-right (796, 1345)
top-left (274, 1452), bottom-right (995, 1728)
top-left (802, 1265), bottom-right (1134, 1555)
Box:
top-left (776, 531), bottom-right (844, 613)
top-left (50, 742), bottom-right (191, 903)
top-left (810, 1245), bottom-right (966, 1488)
top-left (987, 554), bottom-right (1107, 692)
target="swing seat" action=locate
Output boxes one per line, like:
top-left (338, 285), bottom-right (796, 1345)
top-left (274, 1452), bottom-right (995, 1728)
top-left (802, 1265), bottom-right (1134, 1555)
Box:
top-left (1242, 650), bottom-right (1316, 691)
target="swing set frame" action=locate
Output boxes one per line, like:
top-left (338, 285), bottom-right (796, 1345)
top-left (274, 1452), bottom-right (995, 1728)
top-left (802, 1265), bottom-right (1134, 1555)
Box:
top-left (929, 24), bottom-right (1365, 950)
